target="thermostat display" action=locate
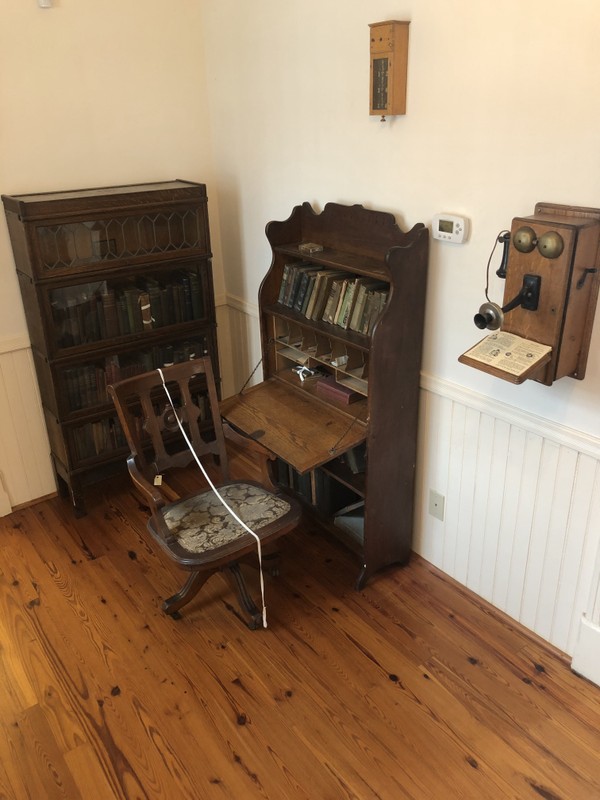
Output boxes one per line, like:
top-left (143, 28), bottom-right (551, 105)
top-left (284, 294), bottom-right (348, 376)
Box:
top-left (432, 213), bottom-right (469, 244)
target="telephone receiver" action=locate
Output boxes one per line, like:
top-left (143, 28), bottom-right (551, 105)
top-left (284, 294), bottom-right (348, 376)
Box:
top-left (474, 275), bottom-right (541, 329)
top-left (473, 226), bottom-right (563, 330)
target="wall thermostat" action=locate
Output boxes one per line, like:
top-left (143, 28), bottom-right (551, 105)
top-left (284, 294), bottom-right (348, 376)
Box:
top-left (432, 213), bottom-right (469, 244)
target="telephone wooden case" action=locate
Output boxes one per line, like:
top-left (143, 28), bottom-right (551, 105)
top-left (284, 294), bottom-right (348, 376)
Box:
top-left (461, 202), bottom-right (600, 386)
top-left (503, 203), bottom-right (600, 384)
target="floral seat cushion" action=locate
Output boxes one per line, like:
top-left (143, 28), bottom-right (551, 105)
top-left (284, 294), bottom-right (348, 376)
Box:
top-left (160, 483), bottom-right (292, 554)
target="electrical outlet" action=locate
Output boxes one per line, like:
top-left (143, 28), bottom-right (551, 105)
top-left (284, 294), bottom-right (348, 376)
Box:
top-left (428, 489), bottom-right (445, 522)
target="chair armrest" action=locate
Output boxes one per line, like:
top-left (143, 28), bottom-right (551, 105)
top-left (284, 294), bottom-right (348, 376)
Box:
top-left (126, 456), bottom-right (168, 509)
top-left (222, 422), bottom-right (278, 491)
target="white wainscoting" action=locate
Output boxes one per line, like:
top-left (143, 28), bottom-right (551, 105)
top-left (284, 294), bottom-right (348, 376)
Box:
top-left (217, 296), bottom-right (264, 399)
top-left (571, 526), bottom-right (600, 683)
top-left (416, 374), bottom-right (600, 657)
top-left (0, 337), bottom-right (56, 513)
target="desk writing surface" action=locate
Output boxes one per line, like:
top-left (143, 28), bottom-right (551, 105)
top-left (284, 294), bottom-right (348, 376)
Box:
top-left (219, 379), bottom-right (367, 474)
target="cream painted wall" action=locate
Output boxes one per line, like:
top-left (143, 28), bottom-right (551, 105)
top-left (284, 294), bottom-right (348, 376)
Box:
top-left (200, 0), bottom-right (600, 435)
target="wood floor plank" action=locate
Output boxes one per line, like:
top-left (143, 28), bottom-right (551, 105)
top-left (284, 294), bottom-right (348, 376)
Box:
top-left (0, 724), bottom-right (30, 800)
top-left (265, 559), bottom-right (545, 798)
top-left (0, 472), bottom-right (599, 799)
top-left (64, 744), bottom-right (126, 800)
top-left (8, 704), bottom-right (82, 800)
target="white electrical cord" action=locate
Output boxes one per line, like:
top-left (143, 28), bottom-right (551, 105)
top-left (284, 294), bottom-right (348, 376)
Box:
top-left (157, 369), bottom-right (268, 628)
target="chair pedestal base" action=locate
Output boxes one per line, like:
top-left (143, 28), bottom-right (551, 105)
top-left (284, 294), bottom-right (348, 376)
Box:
top-left (162, 559), bottom-right (275, 630)
top-left (222, 563), bottom-right (263, 630)
top-left (163, 571), bottom-right (211, 616)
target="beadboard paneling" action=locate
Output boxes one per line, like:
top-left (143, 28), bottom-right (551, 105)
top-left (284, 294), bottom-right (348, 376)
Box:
top-left (0, 340), bottom-right (56, 511)
top-left (220, 297), bottom-right (263, 397)
top-left (416, 376), bottom-right (600, 656)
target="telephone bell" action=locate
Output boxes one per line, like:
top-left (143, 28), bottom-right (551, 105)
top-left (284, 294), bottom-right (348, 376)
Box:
top-left (513, 226), bottom-right (537, 253)
top-left (513, 225), bottom-right (564, 259)
top-left (537, 230), bottom-right (564, 259)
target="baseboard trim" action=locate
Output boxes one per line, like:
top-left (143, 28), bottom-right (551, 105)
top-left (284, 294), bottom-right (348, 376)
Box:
top-left (571, 615), bottom-right (600, 687)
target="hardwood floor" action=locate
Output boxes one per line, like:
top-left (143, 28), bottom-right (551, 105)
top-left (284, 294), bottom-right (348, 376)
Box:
top-left (1, 471), bottom-right (600, 799)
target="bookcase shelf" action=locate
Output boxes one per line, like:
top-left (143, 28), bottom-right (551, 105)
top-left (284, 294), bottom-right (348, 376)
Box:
top-left (272, 244), bottom-right (389, 282)
top-left (220, 201), bottom-right (429, 588)
top-left (2, 180), bottom-right (220, 516)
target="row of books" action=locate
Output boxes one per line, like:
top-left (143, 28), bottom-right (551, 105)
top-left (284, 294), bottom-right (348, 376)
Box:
top-left (277, 262), bottom-right (389, 335)
top-left (53, 270), bottom-right (205, 349)
top-left (71, 417), bottom-right (128, 462)
top-left (63, 339), bottom-right (208, 412)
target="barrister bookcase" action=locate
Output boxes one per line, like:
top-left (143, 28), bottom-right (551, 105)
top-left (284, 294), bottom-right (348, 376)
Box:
top-left (2, 180), bottom-right (219, 516)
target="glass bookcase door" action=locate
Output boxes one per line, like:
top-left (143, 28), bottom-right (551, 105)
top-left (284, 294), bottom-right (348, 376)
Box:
top-left (47, 262), bottom-right (210, 353)
top-left (56, 334), bottom-right (211, 416)
top-left (36, 207), bottom-right (208, 273)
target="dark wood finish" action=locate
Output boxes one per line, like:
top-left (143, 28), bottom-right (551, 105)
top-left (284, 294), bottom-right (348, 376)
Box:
top-left (107, 357), bottom-right (301, 627)
top-left (2, 180), bottom-right (220, 515)
top-left (530, 203), bottom-right (600, 382)
top-left (1, 471), bottom-right (600, 799)
top-left (220, 379), bottom-right (368, 473)
top-left (221, 201), bottom-right (429, 588)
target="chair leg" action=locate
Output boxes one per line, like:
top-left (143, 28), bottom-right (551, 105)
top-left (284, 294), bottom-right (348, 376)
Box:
top-left (239, 546), bottom-right (281, 576)
top-left (163, 570), bottom-right (210, 616)
top-left (262, 550), bottom-right (281, 577)
top-left (222, 563), bottom-right (263, 630)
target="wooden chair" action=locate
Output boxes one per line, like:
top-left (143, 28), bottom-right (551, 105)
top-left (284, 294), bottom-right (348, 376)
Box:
top-left (108, 357), bottom-right (301, 629)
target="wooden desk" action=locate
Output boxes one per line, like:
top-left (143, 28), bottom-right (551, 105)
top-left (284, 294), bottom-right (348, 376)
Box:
top-left (220, 379), bottom-right (367, 474)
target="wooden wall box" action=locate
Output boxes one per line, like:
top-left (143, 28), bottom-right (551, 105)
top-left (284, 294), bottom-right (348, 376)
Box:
top-left (369, 20), bottom-right (410, 118)
top-left (460, 202), bottom-right (600, 386)
top-left (2, 180), bottom-right (220, 515)
top-left (504, 203), bottom-right (600, 384)
top-left (220, 201), bottom-right (429, 589)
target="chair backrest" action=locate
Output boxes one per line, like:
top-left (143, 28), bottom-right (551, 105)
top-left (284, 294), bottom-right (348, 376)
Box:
top-left (108, 357), bottom-right (230, 488)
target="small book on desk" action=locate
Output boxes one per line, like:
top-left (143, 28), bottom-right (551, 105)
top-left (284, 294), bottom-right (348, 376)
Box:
top-left (316, 375), bottom-right (360, 404)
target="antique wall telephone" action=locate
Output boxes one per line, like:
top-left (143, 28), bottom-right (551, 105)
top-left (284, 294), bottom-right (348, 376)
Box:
top-left (460, 202), bottom-right (600, 385)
